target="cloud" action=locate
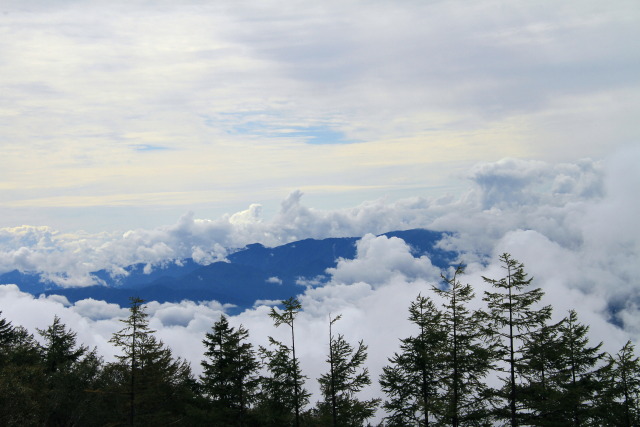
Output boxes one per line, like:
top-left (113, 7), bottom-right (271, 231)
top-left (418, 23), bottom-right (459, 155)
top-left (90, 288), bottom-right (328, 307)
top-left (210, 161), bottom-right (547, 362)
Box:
top-left (2, 147), bottom-right (640, 422)
top-left (1, 1), bottom-right (638, 234)
top-left (327, 234), bottom-right (441, 287)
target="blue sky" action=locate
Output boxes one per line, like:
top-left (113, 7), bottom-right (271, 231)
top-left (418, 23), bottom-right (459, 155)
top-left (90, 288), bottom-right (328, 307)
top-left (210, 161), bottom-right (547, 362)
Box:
top-left (1, 0), bottom-right (638, 232)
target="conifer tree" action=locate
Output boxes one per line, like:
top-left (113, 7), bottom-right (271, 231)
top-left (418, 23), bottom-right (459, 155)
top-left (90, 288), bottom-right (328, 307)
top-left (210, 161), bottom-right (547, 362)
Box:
top-left (200, 314), bottom-right (260, 425)
top-left (110, 297), bottom-right (194, 426)
top-left (38, 315), bottom-right (88, 373)
top-left (316, 314), bottom-right (379, 426)
top-left (482, 253), bottom-right (552, 426)
top-left (37, 316), bottom-right (105, 426)
top-left (554, 310), bottom-right (607, 426)
top-left (0, 312), bottom-right (14, 348)
top-left (434, 265), bottom-right (495, 426)
top-left (599, 340), bottom-right (640, 426)
top-left (0, 324), bottom-right (46, 426)
top-left (268, 297), bottom-right (305, 427)
top-left (380, 294), bottom-right (447, 426)
top-left (517, 319), bottom-right (566, 425)
top-left (257, 336), bottom-right (311, 426)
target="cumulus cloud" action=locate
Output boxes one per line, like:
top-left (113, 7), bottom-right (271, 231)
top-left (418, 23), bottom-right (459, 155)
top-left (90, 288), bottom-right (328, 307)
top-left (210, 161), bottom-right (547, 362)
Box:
top-left (327, 234), bottom-right (441, 287)
top-left (1, 149), bottom-right (640, 421)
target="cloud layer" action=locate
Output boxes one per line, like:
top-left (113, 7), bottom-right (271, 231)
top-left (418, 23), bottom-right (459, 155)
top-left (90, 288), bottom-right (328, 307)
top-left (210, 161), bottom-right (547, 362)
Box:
top-left (1, 0), bottom-right (638, 231)
top-left (2, 149), bottom-right (640, 421)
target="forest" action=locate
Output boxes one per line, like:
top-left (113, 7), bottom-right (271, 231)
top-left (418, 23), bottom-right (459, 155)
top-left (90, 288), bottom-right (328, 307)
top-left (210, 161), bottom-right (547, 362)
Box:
top-left (1, 253), bottom-right (639, 426)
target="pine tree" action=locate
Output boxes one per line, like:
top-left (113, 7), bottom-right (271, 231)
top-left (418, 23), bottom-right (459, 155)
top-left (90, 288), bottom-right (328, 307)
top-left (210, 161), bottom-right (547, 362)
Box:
top-left (316, 314), bottom-right (379, 426)
top-left (380, 294), bottom-right (447, 426)
top-left (37, 316), bottom-right (106, 426)
top-left (200, 314), bottom-right (260, 425)
top-left (257, 336), bottom-right (311, 426)
top-left (553, 310), bottom-right (607, 426)
top-left (268, 297), bottom-right (305, 427)
top-left (517, 319), bottom-right (566, 425)
top-left (37, 315), bottom-right (88, 373)
top-left (482, 253), bottom-right (552, 426)
top-left (0, 311), bottom-right (15, 348)
top-left (0, 324), bottom-right (46, 426)
top-left (599, 340), bottom-right (640, 426)
top-left (434, 265), bottom-right (495, 426)
top-left (110, 297), bottom-right (194, 425)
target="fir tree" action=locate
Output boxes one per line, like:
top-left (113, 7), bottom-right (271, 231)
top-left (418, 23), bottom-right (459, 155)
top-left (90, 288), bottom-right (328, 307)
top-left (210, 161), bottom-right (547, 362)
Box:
top-left (200, 314), bottom-right (260, 425)
top-left (110, 297), bottom-right (194, 426)
top-left (316, 314), bottom-right (379, 426)
top-left (554, 310), bottom-right (607, 426)
top-left (517, 318), bottom-right (566, 425)
top-left (482, 253), bottom-right (552, 426)
top-left (268, 297), bottom-right (305, 427)
top-left (0, 311), bottom-right (15, 348)
top-left (0, 325), bottom-right (46, 426)
top-left (37, 315), bottom-right (88, 373)
top-left (257, 336), bottom-right (311, 426)
top-left (435, 265), bottom-right (495, 426)
top-left (600, 340), bottom-right (640, 426)
top-left (380, 294), bottom-right (447, 426)
top-left (38, 316), bottom-right (105, 426)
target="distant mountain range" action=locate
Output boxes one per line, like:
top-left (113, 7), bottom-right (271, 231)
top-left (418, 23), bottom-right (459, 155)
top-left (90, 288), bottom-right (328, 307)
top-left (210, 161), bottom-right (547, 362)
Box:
top-left (0, 229), bottom-right (456, 312)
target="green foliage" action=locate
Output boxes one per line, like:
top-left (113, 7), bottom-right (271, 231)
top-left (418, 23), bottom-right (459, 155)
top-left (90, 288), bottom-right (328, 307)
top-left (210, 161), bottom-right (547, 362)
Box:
top-left (553, 310), bottom-right (607, 425)
top-left (0, 324), bottom-right (46, 426)
top-left (109, 297), bottom-right (195, 426)
top-left (267, 297), bottom-right (306, 426)
top-left (380, 294), bottom-right (447, 426)
top-left (434, 265), bottom-right (496, 426)
top-left (597, 340), bottom-right (640, 426)
top-left (316, 314), bottom-right (379, 426)
top-left (200, 314), bottom-right (261, 425)
top-left (0, 311), bottom-right (15, 347)
top-left (257, 336), bottom-right (311, 426)
top-left (517, 319), bottom-right (567, 425)
top-left (482, 253), bottom-right (552, 425)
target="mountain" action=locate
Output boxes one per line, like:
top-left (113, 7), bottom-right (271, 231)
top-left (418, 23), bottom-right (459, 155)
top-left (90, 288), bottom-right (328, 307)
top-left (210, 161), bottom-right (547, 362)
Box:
top-left (0, 229), bottom-right (455, 312)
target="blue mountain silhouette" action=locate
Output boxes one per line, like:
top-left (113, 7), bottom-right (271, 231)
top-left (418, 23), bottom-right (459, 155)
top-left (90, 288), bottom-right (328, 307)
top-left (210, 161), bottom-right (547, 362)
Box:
top-left (1, 229), bottom-right (455, 312)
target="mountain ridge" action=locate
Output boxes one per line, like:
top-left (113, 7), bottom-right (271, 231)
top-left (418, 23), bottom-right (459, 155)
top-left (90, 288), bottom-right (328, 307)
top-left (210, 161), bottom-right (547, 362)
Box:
top-left (0, 229), bottom-right (455, 311)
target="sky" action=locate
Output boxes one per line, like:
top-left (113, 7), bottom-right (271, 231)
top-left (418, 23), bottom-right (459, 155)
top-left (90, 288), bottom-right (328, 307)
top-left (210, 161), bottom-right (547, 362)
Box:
top-left (1, 0), bottom-right (640, 420)
top-left (1, 0), bottom-right (639, 232)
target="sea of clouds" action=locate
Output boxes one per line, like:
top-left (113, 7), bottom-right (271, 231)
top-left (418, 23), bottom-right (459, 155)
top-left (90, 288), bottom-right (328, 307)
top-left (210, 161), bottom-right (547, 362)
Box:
top-left (1, 146), bottom-right (639, 415)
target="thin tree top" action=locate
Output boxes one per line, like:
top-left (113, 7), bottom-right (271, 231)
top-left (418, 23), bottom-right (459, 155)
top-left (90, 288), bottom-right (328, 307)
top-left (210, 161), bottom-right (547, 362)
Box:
top-left (269, 297), bottom-right (302, 328)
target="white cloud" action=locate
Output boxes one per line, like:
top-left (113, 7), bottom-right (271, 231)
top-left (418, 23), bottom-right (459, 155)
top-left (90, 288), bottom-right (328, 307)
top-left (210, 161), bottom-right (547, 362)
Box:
top-left (1, 149), bottom-right (640, 422)
top-left (0, 0), bottom-right (638, 233)
top-left (327, 234), bottom-right (441, 287)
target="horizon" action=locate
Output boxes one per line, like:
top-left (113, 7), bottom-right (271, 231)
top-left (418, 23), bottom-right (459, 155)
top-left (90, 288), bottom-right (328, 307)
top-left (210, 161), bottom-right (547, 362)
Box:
top-left (1, 1), bottom-right (639, 421)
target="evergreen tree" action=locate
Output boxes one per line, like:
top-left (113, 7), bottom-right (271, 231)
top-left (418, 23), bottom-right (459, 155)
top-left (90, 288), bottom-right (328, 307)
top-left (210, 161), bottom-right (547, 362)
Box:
top-left (110, 297), bottom-right (194, 426)
top-left (0, 324), bottom-right (46, 426)
top-left (517, 319), bottom-right (566, 425)
top-left (0, 311), bottom-right (15, 348)
top-left (380, 294), bottom-right (447, 426)
top-left (38, 315), bottom-right (88, 373)
top-left (37, 315), bottom-right (105, 426)
top-left (316, 314), bottom-right (379, 426)
top-left (482, 253), bottom-right (552, 426)
top-left (434, 265), bottom-right (495, 426)
top-left (553, 310), bottom-right (607, 426)
top-left (200, 314), bottom-right (260, 425)
top-left (257, 336), bottom-right (311, 426)
top-left (268, 297), bottom-right (305, 427)
top-left (599, 340), bottom-right (640, 426)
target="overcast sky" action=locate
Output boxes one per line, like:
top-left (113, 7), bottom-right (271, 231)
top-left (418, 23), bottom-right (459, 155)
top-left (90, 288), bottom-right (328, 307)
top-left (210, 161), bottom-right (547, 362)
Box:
top-left (1, 2), bottom-right (640, 419)
top-left (1, 0), bottom-right (638, 232)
